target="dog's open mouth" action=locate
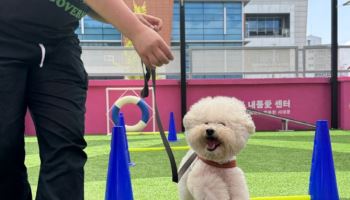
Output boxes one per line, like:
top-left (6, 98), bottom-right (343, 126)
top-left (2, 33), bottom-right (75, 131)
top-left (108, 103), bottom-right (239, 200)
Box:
top-left (206, 138), bottom-right (221, 151)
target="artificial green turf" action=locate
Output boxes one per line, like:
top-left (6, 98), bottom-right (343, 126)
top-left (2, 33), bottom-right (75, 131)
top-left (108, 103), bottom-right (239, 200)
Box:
top-left (25, 131), bottom-right (350, 199)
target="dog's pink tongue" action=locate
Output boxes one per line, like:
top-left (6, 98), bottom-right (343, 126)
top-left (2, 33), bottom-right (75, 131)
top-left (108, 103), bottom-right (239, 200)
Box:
top-left (207, 140), bottom-right (220, 150)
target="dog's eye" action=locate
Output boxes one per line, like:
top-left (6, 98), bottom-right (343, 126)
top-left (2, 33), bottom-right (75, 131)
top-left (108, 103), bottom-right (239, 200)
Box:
top-left (204, 122), bottom-right (209, 125)
top-left (219, 122), bottom-right (226, 126)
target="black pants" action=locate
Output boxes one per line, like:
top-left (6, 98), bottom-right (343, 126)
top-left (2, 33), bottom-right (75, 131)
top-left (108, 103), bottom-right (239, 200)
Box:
top-left (0, 33), bottom-right (88, 200)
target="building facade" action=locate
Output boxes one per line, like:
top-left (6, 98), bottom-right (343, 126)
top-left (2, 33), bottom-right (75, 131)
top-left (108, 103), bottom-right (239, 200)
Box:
top-left (75, 0), bottom-right (309, 78)
top-left (244, 0), bottom-right (308, 47)
top-left (306, 35), bottom-right (322, 45)
top-left (76, 0), bottom-right (246, 47)
top-left (76, 0), bottom-right (308, 47)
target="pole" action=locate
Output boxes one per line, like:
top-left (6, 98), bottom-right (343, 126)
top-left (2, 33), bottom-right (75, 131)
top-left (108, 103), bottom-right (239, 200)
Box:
top-left (180, 0), bottom-right (187, 131)
top-left (331, 0), bottom-right (338, 129)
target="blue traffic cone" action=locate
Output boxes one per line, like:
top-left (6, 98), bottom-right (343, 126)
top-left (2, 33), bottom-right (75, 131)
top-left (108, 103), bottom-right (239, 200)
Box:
top-left (118, 112), bottom-right (135, 166)
top-left (167, 112), bottom-right (178, 142)
top-left (105, 126), bottom-right (134, 200)
top-left (309, 120), bottom-right (339, 200)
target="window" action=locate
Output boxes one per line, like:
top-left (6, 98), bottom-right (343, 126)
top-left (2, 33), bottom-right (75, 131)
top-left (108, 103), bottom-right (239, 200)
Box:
top-left (75, 16), bottom-right (121, 42)
top-left (172, 1), bottom-right (243, 42)
top-left (171, 1), bottom-right (244, 79)
top-left (245, 14), bottom-right (290, 37)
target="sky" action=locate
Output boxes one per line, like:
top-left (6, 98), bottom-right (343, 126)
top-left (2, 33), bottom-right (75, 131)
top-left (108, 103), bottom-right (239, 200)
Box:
top-left (307, 0), bottom-right (350, 44)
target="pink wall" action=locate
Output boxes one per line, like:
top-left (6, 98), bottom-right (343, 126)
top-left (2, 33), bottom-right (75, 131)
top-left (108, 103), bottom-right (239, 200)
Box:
top-left (186, 78), bottom-right (331, 131)
top-left (25, 78), bottom-right (350, 135)
top-left (340, 77), bottom-right (350, 130)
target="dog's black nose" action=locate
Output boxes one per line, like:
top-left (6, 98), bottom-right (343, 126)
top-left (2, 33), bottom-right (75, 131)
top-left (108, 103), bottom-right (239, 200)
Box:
top-left (206, 128), bottom-right (215, 136)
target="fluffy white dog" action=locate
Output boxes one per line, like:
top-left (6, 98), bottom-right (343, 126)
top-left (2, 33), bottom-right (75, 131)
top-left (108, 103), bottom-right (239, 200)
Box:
top-left (178, 96), bottom-right (255, 200)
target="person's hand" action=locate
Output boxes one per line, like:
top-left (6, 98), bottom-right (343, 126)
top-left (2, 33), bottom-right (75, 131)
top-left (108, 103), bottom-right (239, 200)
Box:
top-left (130, 25), bottom-right (173, 68)
top-left (84, 0), bottom-right (172, 67)
top-left (135, 13), bottom-right (163, 32)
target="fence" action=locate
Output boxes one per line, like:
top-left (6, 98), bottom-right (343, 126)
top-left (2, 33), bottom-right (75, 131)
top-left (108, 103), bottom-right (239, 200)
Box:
top-left (81, 45), bottom-right (350, 78)
top-left (81, 46), bottom-right (181, 78)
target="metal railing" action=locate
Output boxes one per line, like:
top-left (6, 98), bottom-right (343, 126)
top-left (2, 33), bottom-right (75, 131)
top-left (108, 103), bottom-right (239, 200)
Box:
top-left (80, 45), bottom-right (350, 78)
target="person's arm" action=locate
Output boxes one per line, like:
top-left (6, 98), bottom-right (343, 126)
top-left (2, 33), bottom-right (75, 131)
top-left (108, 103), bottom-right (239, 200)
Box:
top-left (84, 0), bottom-right (173, 67)
top-left (135, 14), bottom-right (163, 32)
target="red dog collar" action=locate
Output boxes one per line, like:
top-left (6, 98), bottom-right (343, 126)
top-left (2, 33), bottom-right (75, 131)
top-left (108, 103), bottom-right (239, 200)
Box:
top-left (198, 157), bottom-right (237, 168)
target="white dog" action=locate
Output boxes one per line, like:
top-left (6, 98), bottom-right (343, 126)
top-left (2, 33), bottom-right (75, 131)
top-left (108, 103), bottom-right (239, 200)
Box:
top-left (178, 96), bottom-right (255, 200)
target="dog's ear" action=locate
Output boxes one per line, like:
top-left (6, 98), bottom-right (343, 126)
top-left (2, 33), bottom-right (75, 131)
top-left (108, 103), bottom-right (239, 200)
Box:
top-left (244, 115), bottom-right (256, 135)
top-left (183, 112), bottom-right (195, 130)
top-left (240, 114), bottom-right (255, 135)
